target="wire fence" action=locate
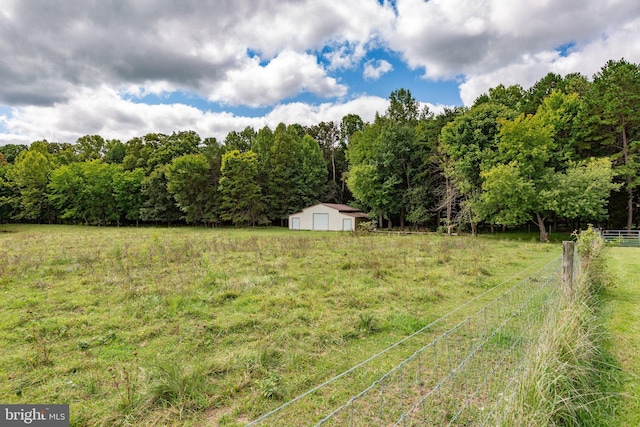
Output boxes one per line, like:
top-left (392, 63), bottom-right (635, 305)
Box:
top-left (247, 255), bottom-right (564, 426)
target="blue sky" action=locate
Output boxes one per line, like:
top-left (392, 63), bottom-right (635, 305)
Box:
top-left (1, 0), bottom-right (639, 145)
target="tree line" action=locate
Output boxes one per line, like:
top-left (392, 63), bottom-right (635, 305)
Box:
top-left (0, 59), bottom-right (638, 241)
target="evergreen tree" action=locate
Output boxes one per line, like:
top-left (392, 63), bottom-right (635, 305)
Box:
top-left (218, 150), bottom-right (266, 226)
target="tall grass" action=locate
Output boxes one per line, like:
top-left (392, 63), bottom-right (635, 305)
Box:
top-left (0, 225), bottom-right (559, 426)
top-left (496, 227), bottom-right (621, 426)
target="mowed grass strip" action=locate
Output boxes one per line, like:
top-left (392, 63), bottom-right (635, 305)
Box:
top-left (604, 247), bottom-right (640, 426)
top-left (0, 225), bottom-right (558, 426)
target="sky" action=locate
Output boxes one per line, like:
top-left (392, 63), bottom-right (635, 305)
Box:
top-left (1, 0), bottom-right (640, 146)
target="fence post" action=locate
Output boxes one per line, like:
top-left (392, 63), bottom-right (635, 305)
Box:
top-left (562, 241), bottom-right (575, 299)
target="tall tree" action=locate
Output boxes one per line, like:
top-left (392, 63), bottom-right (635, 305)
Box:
top-left (0, 144), bottom-right (28, 164)
top-left (104, 139), bottom-right (126, 164)
top-left (386, 88), bottom-right (420, 124)
top-left (266, 124), bottom-right (323, 224)
top-left (218, 150), bottom-right (266, 226)
top-left (113, 168), bottom-right (145, 225)
top-left (75, 135), bottom-right (106, 161)
top-left (48, 161), bottom-right (121, 225)
top-left (166, 154), bottom-right (218, 225)
top-left (578, 59), bottom-right (640, 229)
top-left (0, 162), bottom-right (19, 222)
top-left (347, 90), bottom-right (428, 228)
top-left (439, 103), bottom-right (518, 235)
top-left (7, 142), bottom-right (57, 222)
top-left (146, 131), bottom-right (202, 172)
top-left (140, 165), bottom-right (182, 226)
top-left (300, 134), bottom-right (328, 207)
top-left (413, 107), bottom-right (462, 228)
top-left (477, 113), bottom-right (556, 241)
top-left (224, 127), bottom-right (256, 152)
top-left (307, 121), bottom-right (339, 199)
top-left (477, 113), bottom-right (618, 242)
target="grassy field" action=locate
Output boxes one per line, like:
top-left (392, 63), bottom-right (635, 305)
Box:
top-left (0, 225), bottom-right (560, 426)
top-left (604, 247), bottom-right (640, 426)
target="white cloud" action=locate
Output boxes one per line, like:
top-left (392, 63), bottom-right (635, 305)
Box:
top-left (209, 50), bottom-right (347, 107)
top-left (0, 0), bottom-right (396, 109)
top-left (387, 0), bottom-right (640, 79)
top-left (0, 88), bottom-right (390, 145)
top-left (2, 0), bottom-right (640, 144)
top-left (363, 59), bottom-right (394, 80)
top-left (325, 43), bottom-right (369, 71)
top-left (459, 16), bottom-right (640, 105)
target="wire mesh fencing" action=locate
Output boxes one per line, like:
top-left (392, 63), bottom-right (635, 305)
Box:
top-left (247, 255), bottom-right (563, 426)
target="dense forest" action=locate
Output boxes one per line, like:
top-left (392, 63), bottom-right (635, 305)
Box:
top-left (1, 59), bottom-right (638, 241)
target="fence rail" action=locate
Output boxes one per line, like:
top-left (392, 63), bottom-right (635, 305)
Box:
top-left (248, 254), bottom-right (566, 426)
top-left (601, 229), bottom-right (640, 247)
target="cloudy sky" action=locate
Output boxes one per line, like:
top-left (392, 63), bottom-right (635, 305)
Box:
top-left (1, 0), bottom-right (640, 146)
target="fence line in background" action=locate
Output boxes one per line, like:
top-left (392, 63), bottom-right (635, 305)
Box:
top-left (248, 254), bottom-right (565, 426)
top-left (601, 229), bottom-right (640, 247)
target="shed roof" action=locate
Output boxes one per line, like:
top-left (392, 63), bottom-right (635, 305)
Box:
top-left (341, 211), bottom-right (370, 218)
top-left (320, 203), bottom-right (363, 213)
top-left (289, 203), bottom-right (369, 218)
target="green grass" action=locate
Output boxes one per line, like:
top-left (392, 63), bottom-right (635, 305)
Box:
top-left (494, 229), bottom-right (625, 426)
top-left (0, 224), bottom-right (559, 426)
top-left (604, 247), bottom-right (640, 426)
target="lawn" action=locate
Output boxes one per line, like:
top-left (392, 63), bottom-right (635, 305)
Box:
top-left (0, 225), bottom-right (559, 426)
top-left (604, 246), bottom-right (640, 426)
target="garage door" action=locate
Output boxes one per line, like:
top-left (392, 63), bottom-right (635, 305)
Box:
top-left (313, 213), bottom-right (329, 230)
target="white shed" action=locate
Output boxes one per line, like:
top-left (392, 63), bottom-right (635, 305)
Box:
top-left (288, 203), bottom-right (369, 231)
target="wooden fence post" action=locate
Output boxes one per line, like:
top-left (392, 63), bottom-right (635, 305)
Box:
top-left (562, 241), bottom-right (575, 299)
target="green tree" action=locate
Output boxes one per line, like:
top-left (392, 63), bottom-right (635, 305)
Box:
top-left (79, 161), bottom-right (120, 225)
top-left (146, 131), bottom-right (202, 172)
top-left (7, 142), bottom-right (57, 222)
top-left (578, 59), bottom-right (640, 229)
top-left (347, 89), bottom-right (430, 229)
top-left (140, 165), bottom-right (182, 225)
top-left (346, 118), bottom-right (388, 222)
top-left (166, 154), bottom-right (218, 225)
top-left (113, 168), bottom-right (145, 225)
top-left (439, 103), bottom-right (518, 234)
top-left (75, 135), bottom-right (106, 161)
top-left (411, 107), bottom-right (462, 227)
top-left (307, 121), bottom-right (340, 200)
top-left (0, 144), bottom-right (28, 164)
top-left (478, 113), bottom-right (618, 242)
top-left (386, 88), bottom-right (420, 124)
top-left (476, 84), bottom-right (525, 111)
top-left (543, 158), bottom-right (620, 223)
top-left (300, 134), bottom-right (328, 206)
top-left (218, 150), bottom-right (266, 226)
top-left (224, 127), bottom-right (256, 152)
top-left (0, 162), bottom-right (19, 222)
top-left (104, 139), bottom-right (126, 164)
top-left (48, 162), bottom-right (87, 223)
top-left (266, 124), bottom-right (322, 225)
top-left (48, 161), bottom-right (122, 225)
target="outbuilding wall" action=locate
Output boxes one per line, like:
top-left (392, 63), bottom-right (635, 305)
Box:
top-left (288, 204), bottom-right (357, 231)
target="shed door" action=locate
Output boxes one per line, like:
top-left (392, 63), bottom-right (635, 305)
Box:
top-left (291, 217), bottom-right (300, 230)
top-left (342, 218), bottom-right (353, 231)
top-left (313, 213), bottom-right (329, 230)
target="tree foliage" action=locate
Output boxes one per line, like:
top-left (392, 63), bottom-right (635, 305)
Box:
top-left (0, 59), bottom-right (637, 232)
top-left (218, 150), bottom-right (266, 226)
